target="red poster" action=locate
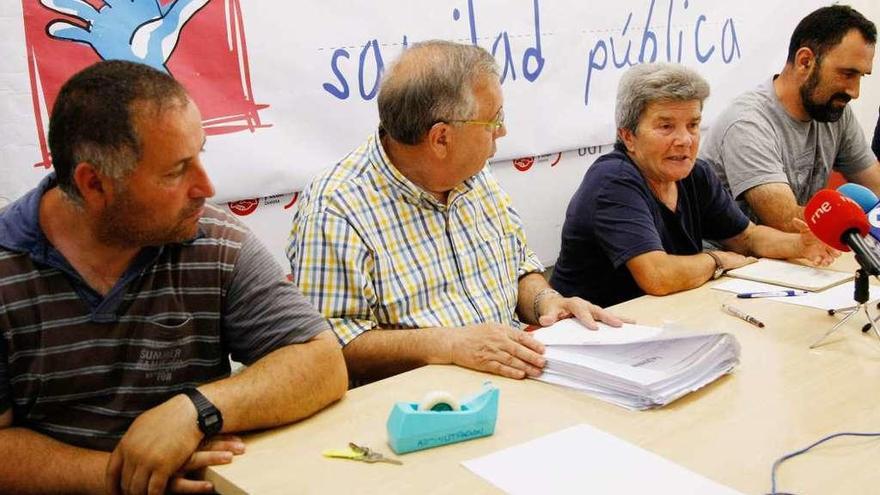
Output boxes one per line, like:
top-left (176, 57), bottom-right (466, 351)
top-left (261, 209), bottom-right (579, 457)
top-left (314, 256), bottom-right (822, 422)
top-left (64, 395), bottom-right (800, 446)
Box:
top-left (22, 0), bottom-right (269, 169)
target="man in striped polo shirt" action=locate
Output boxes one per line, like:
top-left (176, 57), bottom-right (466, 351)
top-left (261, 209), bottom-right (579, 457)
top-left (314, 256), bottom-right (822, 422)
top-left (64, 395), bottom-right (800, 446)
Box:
top-left (288, 41), bottom-right (627, 385)
top-left (0, 61), bottom-right (347, 494)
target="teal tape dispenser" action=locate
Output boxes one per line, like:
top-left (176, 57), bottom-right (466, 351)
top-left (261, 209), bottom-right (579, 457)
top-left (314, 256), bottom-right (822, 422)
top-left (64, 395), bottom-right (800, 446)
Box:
top-left (386, 382), bottom-right (499, 455)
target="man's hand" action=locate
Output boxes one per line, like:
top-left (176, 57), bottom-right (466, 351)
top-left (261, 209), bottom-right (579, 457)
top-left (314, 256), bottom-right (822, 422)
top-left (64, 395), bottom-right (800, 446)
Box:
top-left (106, 394), bottom-right (205, 495)
top-left (40, 0), bottom-right (209, 72)
top-left (536, 294), bottom-right (631, 329)
top-left (449, 323), bottom-right (546, 379)
top-left (793, 217), bottom-right (840, 267)
top-left (167, 435), bottom-right (247, 494)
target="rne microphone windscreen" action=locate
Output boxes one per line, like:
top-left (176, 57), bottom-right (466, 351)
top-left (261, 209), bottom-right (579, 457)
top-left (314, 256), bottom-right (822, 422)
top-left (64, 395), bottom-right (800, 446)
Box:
top-left (804, 189), bottom-right (869, 252)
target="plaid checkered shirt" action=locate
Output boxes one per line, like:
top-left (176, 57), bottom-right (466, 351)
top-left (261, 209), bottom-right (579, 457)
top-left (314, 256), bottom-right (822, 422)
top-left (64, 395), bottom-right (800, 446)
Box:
top-left (287, 131), bottom-right (544, 345)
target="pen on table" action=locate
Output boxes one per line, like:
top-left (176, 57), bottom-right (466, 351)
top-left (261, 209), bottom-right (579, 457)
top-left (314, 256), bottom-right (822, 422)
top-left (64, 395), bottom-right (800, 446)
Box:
top-left (736, 290), bottom-right (808, 299)
top-left (722, 304), bottom-right (765, 328)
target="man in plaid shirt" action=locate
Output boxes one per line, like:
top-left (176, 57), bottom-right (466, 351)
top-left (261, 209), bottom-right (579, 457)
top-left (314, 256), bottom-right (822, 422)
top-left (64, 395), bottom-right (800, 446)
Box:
top-left (288, 41), bottom-right (626, 384)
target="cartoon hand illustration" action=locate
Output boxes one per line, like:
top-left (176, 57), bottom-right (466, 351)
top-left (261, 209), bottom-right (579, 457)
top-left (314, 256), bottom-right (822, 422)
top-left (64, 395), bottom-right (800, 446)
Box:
top-left (40, 0), bottom-right (209, 72)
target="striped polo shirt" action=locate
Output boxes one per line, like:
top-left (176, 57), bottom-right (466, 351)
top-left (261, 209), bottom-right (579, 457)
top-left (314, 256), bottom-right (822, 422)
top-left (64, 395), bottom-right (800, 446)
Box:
top-left (0, 175), bottom-right (329, 451)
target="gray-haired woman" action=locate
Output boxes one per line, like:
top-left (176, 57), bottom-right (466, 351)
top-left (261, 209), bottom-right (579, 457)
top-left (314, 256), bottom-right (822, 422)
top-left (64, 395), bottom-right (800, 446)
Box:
top-left (551, 63), bottom-right (835, 307)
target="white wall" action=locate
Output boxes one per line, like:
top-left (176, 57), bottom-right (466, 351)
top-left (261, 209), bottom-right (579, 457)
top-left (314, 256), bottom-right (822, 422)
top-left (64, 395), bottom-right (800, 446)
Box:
top-left (848, 0), bottom-right (880, 144)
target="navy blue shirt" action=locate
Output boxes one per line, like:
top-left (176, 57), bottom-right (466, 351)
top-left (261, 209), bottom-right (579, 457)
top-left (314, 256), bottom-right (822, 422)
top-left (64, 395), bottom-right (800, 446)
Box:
top-left (550, 149), bottom-right (749, 307)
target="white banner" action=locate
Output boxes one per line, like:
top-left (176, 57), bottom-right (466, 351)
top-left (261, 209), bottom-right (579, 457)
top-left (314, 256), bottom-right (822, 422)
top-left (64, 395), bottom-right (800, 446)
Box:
top-left (0, 0), bottom-right (827, 204)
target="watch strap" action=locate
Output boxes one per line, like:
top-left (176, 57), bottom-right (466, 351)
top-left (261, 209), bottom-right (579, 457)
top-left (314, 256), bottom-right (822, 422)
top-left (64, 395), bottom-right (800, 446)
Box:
top-left (182, 388), bottom-right (223, 437)
top-left (704, 250), bottom-right (725, 280)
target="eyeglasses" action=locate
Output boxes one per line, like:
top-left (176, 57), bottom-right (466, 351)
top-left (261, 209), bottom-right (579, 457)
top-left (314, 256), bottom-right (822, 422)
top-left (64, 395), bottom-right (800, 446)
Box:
top-left (445, 108), bottom-right (505, 132)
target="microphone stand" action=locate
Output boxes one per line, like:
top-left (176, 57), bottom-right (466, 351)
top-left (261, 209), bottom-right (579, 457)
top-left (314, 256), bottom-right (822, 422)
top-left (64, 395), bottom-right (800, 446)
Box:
top-left (812, 266), bottom-right (880, 349)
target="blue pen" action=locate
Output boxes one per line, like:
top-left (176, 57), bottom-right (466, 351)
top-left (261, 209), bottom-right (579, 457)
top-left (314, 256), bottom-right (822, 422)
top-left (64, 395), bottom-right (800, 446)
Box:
top-left (736, 290), bottom-right (808, 298)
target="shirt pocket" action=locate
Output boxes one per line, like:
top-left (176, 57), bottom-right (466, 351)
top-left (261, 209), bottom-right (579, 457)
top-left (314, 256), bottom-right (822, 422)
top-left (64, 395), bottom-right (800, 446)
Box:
top-left (475, 231), bottom-right (521, 316)
top-left (132, 316), bottom-right (201, 385)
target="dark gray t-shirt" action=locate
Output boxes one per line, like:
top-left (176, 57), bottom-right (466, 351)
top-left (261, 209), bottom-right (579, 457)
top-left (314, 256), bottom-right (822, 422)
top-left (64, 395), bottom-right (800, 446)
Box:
top-left (700, 78), bottom-right (875, 222)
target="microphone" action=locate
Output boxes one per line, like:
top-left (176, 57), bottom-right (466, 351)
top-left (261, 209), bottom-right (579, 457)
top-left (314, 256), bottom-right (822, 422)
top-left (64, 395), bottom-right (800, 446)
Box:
top-left (836, 183), bottom-right (880, 240)
top-left (837, 183), bottom-right (878, 211)
top-left (804, 189), bottom-right (880, 275)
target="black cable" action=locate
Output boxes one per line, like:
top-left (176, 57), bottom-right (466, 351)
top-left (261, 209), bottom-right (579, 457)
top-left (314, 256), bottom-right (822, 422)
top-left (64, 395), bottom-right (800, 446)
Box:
top-left (768, 431), bottom-right (880, 495)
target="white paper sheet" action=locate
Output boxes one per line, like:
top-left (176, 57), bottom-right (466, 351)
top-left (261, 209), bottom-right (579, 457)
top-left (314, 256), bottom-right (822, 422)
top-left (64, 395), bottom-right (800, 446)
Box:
top-left (712, 279), bottom-right (879, 311)
top-left (711, 278), bottom-right (792, 294)
top-left (462, 424), bottom-right (743, 494)
top-left (530, 319), bottom-right (663, 345)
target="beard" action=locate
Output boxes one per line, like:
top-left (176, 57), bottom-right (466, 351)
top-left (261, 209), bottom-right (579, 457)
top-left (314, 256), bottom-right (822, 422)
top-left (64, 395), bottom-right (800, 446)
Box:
top-left (799, 67), bottom-right (851, 123)
top-left (96, 191), bottom-right (205, 248)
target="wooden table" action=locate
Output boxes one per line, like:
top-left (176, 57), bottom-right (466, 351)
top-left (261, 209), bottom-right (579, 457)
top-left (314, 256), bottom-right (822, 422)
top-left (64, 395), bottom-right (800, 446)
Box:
top-left (207, 260), bottom-right (880, 494)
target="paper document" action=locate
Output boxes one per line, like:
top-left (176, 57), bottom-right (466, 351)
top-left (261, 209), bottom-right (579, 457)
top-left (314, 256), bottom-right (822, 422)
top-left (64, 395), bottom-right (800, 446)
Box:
top-left (530, 320), bottom-right (662, 345)
top-left (712, 279), bottom-right (879, 311)
top-left (462, 424), bottom-right (743, 494)
top-left (530, 320), bottom-right (740, 410)
top-left (711, 278), bottom-right (791, 294)
top-left (725, 258), bottom-right (852, 291)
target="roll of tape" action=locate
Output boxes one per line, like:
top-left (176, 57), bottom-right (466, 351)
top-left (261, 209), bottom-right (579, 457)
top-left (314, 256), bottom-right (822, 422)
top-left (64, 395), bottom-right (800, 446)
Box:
top-left (417, 390), bottom-right (461, 412)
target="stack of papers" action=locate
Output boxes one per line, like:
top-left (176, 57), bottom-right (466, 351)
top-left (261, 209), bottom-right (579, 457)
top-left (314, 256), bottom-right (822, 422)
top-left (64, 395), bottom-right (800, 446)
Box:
top-left (530, 320), bottom-right (740, 410)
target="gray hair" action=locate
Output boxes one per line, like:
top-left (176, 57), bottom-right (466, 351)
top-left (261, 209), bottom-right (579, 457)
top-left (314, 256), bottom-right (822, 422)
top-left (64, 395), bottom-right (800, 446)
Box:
top-left (378, 40), bottom-right (499, 145)
top-left (615, 63), bottom-right (710, 143)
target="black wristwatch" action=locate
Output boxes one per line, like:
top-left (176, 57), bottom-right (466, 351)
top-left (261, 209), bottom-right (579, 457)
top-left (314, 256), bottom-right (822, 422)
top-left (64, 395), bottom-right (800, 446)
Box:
top-left (182, 388), bottom-right (223, 437)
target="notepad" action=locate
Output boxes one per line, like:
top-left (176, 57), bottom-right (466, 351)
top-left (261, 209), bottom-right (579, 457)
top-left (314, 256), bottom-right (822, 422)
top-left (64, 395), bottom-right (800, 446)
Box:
top-left (462, 424), bottom-right (743, 494)
top-left (724, 258), bottom-right (853, 292)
